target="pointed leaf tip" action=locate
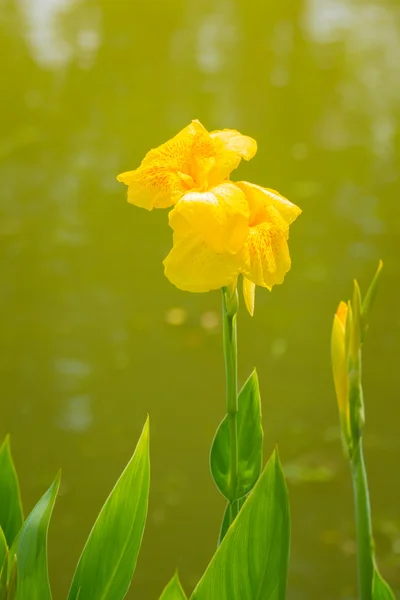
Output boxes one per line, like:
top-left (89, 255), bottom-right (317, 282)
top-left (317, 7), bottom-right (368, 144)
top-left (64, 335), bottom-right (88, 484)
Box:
top-left (362, 261), bottom-right (383, 335)
top-left (67, 417), bottom-right (150, 600)
top-left (159, 571), bottom-right (187, 600)
top-left (192, 449), bottom-right (290, 600)
top-left (11, 473), bottom-right (60, 600)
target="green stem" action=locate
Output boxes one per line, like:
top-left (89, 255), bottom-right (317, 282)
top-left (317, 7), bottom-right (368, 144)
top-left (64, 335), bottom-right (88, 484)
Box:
top-left (222, 287), bottom-right (239, 524)
top-left (351, 440), bottom-right (374, 600)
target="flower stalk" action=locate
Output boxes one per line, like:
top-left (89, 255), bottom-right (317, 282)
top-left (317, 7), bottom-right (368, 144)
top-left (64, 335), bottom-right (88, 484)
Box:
top-left (222, 286), bottom-right (239, 524)
top-left (331, 262), bottom-right (390, 600)
top-left (351, 440), bottom-right (374, 600)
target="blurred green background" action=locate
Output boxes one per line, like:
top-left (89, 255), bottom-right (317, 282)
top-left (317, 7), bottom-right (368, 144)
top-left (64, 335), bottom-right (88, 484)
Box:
top-left (1, 0), bottom-right (399, 598)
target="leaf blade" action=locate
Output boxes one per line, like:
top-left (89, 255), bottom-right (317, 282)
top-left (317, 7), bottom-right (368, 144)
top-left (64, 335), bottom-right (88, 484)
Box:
top-left (210, 370), bottom-right (263, 501)
top-left (67, 417), bottom-right (150, 600)
top-left (372, 567), bottom-right (396, 600)
top-left (159, 572), bottom-right (187, 600)
top-left (13, 473), bottom-right (60, 600)
top-left (192, 450), bottom-right (290, 600)
top-left (0, 438), bottom-right (23, 548)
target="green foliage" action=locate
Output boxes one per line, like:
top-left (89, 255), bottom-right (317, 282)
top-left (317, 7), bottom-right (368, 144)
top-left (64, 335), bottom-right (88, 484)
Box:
top-left (218, 497), bottom-right (246, 545)
top-left (372, 567), bottom-right (396, 600)
top-left (159, 572), bottom-right (187, 600)
top-left (1, 555), bottom-right (17, 600)
top-left (11, 473), bottom-right (60, 600)
top-left (0, 438), bottom-right (23, 548)
top-left (210, 370), bottom-right (263, 502)
top-left (67, 417), bottom-right (150, 600)
top-left (191, 450), bottom-right (290, 600)
top-left (0, 530), bottom-right (7, 573)
top-left (362, 260), bottom-right (383, 339)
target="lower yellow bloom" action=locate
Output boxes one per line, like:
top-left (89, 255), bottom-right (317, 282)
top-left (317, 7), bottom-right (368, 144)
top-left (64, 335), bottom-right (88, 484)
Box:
top-left (163, 180), bottom-right (301, 306)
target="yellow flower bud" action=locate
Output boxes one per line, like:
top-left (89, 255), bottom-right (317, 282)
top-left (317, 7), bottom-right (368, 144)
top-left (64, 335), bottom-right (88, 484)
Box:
top-left (331, 301), bottom-right (351, 449)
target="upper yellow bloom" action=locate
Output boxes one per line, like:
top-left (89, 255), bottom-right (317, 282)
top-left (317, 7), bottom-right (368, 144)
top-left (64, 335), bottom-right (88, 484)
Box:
top-left (118, 120), bottom-right (301, 312)
top-left (117, 120), bottom-right (257, 210)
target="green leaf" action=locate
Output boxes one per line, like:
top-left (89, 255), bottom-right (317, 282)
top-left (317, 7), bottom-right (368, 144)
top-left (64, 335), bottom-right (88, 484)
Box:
top-left (0, 530), bottom-right (8, 600)
top-left (159, 572), bottom-right (187, 600)
top-left (218, 503), bottom-right (231, 545)
top-left (362, 260), bottom-right (383, 337)
top-left (0, 562), bottom-right (7, 600)
top-left (218, 497), bottom-right (246, 545)
top-left (7, 556), bottom-right (17, 600)
top-left (11, 473), bottom-right (60, 600)
top-left (372, 567), bottom-right (395, 600)
top-left (350, 280), bottom-right (362, 362)
top-left (67, 417), bottom-right (150, 600)
top-left (0, 529), bottom-right (7, 574)
top-left (0, 438), bottom-right (23, 547)
top-left (191, 450), bottom-right (290, 600)
top-left (210, 370), bottom-right (263, 501)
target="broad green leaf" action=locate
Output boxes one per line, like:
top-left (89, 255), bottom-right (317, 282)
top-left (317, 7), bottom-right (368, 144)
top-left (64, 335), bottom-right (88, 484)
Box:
top-left (210, 370), bottom-right (263, 501)
top-left (11, 473), bottom-right (59, 600)
top-left (372, 567), bottom-right (395, 600)
top-left (0, 438), bottom-right (23, 547)
top-left (159, 572), bottom-right (187, 600)
top-left (67, 417), bottom-right (150, 600)
top-left (192, 450), bottom-right (290, 600)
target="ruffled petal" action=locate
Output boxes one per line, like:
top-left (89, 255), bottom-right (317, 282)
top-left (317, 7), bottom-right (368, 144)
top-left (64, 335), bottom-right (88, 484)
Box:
top-left (169, 183), bottom-right (249, 254)
top-left (210, 129), bottom-right (257, 160)
top-left (163, 234), bottom-right (241, 292)
top-left (243, 277), bottom-right (256, 316)
top-left (117, 120), bottom-right (212, 210)
top-left (207, 131), bottom-right (257, 187)
top-left (236, 181), bottom-right (301, 226)
top-left (240, 221), bottom-right (291, 288)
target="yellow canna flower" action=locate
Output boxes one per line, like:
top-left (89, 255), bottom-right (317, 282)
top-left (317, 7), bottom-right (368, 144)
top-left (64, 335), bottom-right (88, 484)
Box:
top-left (117, 120), bottom-right (257, 210)
top-left (164, 180), bottom-right (301, 302)
top-left (118, 120), bottom-right (301, 311)
top-left (331, 301), bottom-right (351, 445)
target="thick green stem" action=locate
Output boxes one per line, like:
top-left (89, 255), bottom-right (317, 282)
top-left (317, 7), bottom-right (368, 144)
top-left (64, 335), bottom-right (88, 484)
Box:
top-left (222, 288), bottom-right (239, 524)
top-left (351, 440), bottom-right (374, 600)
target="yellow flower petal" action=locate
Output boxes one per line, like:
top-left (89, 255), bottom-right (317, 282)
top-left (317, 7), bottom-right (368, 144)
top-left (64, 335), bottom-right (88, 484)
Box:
top-left (206, 131), bottom-right (257, 187)
top-left (210, 129), bottom-right (257, 160)
top-left (163, 234), bottom-right (241, 292)
top-left (236, 181), bottom-right (302, 226)
top-left (117, 120), bottom-right (212, 210)
top-left (243, 277), bottom-right (256, 316)
top-left (240, 220), bottom-right (291, 288)
top-left (169, 183), bottom-right (249, 254)
top-left (331, 302), bottom-right (350, 435)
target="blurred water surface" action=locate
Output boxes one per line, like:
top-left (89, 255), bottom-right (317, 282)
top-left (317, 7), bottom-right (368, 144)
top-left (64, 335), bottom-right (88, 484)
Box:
top-left (1, 0), bottom-right (400, 598)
